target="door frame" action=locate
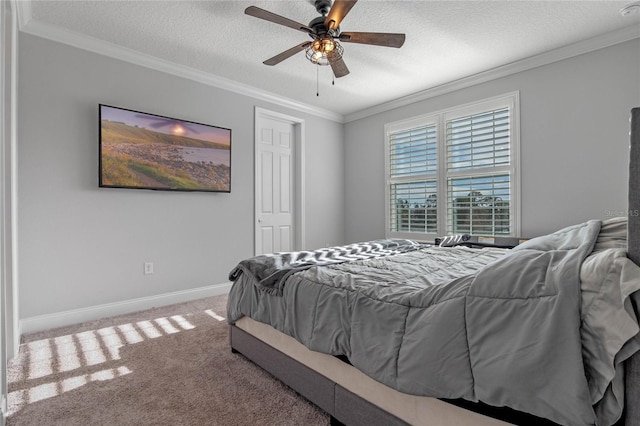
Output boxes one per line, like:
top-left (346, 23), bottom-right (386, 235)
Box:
top-left (254, 107), bottom-right (305, 255)
top-left (1, 0), bottom-right (20, 422)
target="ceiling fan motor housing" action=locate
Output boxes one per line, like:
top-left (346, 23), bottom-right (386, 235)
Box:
top-left (308, 16), bottom-right (339, 37)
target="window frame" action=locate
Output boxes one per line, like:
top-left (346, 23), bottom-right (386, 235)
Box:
top-left (384, 92), bottom-right (521, 241)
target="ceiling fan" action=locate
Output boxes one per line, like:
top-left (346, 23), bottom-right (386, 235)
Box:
top-left (245, 0), bottom-right (406, 78)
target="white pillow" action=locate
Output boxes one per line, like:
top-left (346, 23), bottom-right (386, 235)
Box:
top-left (580, 246), bottom-right (640, 425)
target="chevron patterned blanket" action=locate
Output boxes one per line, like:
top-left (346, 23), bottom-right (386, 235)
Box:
top-left (228, 239), bottom-right (424, 295)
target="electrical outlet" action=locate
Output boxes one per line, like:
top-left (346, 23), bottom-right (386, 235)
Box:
top-left (144, 262), bottom-right (154, 275)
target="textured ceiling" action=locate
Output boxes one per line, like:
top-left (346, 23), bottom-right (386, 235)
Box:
top-left (23, 1), bottom-right (640, 118)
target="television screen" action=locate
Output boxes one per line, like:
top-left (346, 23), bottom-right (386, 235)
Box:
top-left (99, 104), bottom-right (231, 192)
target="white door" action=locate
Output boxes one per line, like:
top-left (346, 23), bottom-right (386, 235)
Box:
top-left (255, 111), bottom-right (298, 255)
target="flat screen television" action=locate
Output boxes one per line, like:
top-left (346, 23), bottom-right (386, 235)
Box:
top-left (99, 104), bottom-right (231, 192)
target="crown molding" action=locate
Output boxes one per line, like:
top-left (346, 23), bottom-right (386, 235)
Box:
top-left (344, 24), bottom-right (640, 123)
top-left (17, 11), bottom-right (344, 123)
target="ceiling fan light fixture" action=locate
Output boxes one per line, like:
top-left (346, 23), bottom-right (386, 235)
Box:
top-left (314, 37), bottom-right (335, 53)
top-left (305, 37), bottom-right (343, 65)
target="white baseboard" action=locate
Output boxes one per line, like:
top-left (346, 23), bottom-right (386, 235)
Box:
top-left (20, 282), bottom-right (232, 335)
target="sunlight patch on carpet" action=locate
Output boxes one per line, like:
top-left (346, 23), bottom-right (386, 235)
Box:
top-left (97, 327), bottom-right (125, 360)
top-left (54, 334), bottom-right (82, 372)
top-left (77, 331), bottom-right (108, 366)
top-left (204, 309), bottom-right (226, 321)
top-left (118, 323), bottom-right (145, 344)
top-left (26, 340), bottom-right (53, 379)
top-left (8, 313), bottom-right (203, 417)
top-left (136, 320), bottom-right (163, 339)
top-left (171, 314), bottom-right (195, 329)
top-left (155, 317), bottom-right (180, 334)
top-left (10, 366), bottom-right (133, 409)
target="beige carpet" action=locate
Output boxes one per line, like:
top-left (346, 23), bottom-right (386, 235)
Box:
top-left (7, 294), bottom-right (329, 425)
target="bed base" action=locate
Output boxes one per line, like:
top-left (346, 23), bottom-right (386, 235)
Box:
top-left (230, 324), bottom-right (407, 426)
top-left (230, 323), bottom-right (563, 426)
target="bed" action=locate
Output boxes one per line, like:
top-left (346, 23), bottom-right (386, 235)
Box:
top-left (227, 107), bottom-right (640, 426)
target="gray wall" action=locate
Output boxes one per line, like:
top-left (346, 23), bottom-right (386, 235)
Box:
top-left (344, 39), bottom-right (640, 243)
top-left (18, 33), bottom-right (345, 318)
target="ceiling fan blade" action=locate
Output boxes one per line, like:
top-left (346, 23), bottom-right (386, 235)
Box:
top-left (325, 0), bottom-right (358, 30)
top-left (339, 32), bottom-right (405, 48)
top-left (263, 42), bottom-right (312, 66)
top-left (329, 56), bottom-right (350, 78)
top-left (245, 6), bottom-right (313, 34)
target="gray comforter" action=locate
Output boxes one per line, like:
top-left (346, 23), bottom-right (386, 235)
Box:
top-left (228, 221), bottom-right (604, 425)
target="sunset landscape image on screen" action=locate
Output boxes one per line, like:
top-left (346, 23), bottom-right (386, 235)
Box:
top-left (99, 105), bottom-right (231, 192)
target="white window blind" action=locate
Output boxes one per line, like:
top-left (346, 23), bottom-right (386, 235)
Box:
top-left (389, 125), bottom-right (437, 177)
top-left (446, 107), bottom-right (512, 236)
top-left (446, 108), bottom-right (510, 172)
top-left (388, 124), bottom-right (438, 233)
top-left (447, 175), bottom-right (510, 235)
top-left (384, 93), bottom-right (519, 240)
top-left (390, 181), bottom-right (437, 233)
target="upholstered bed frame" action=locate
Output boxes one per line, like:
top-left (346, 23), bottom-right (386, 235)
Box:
top-left (230, 108), bottom-right (640, 426)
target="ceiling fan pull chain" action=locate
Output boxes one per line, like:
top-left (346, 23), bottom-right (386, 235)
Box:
top-left (316, 64), bottom-right (320, 96)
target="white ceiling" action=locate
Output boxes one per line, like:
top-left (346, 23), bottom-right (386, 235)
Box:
top-left (20, 1), bottom-right (640, 120)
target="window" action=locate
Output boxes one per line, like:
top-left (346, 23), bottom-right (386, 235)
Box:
top-left (385, 93), bottom-right (519, 240)
top-left (388, 124), bottom-right (437, 233)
